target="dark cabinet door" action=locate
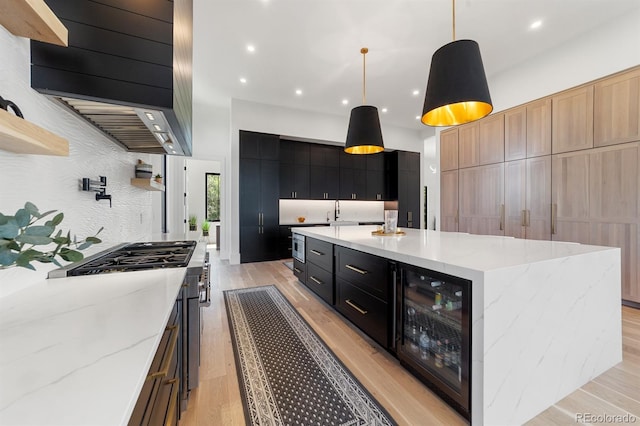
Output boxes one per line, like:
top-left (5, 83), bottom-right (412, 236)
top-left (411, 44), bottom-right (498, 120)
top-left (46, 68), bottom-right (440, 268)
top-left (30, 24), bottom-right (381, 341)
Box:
top-left (398, 169), bottom-right (420, 228)
top-left (239, 131), bottom-right (280, 263)
top-left (366, 153), bottom-right (386, 200)
top-left (339, 167), bottom-right (366, 200)
top-left (280, 164), bottom-right (309, 199)
top-left (309, 165), bottom-right (339, 199)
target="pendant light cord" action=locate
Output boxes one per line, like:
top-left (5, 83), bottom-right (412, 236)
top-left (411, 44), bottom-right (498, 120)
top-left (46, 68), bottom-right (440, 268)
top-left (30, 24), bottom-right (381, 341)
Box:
top-left (452, 0), bottom-right (456, 41)
top-left (361, 47), bottom-right (368, 104)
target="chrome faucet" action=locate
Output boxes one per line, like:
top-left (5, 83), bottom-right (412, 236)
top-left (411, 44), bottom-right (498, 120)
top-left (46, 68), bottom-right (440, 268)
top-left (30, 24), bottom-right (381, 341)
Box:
top-left (334, 200), bottom-right (340, 221)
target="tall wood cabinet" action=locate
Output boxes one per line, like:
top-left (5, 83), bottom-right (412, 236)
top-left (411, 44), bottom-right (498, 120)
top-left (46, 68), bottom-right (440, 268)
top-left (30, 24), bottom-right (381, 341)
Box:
top-left (441, 66), bottom-right (640, 305)
top-left (239, 131), bottom-right (280, 263)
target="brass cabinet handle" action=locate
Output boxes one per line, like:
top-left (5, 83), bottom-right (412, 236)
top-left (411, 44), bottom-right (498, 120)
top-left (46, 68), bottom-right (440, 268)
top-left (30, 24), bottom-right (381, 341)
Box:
top-left (526, 209), bottom-right (530, 227)
top-left (499, 204), bottom-right (505, 231)
top-left (551, 203), bottom-right (557, 235)
top-left (408, 211), bottom-right (413, 222)
top-left (455, 208), bottom-right (459, 224)
top-left (293, 267), bottom-right (301, 273)
top-left (310, 249), bottom-right (323, 256)
top-left (147, 324), bottom-right (179, 379)
top-left (345, 299), bottom-right (368, 315)
top-left (345, 264), bottom-right (368, 275)
top-left (309, 275), bottom-right (323, 285)
top-left (164, 378), bottom-right (179, 426)
top-left (521, 210), bottom-right (526, 227)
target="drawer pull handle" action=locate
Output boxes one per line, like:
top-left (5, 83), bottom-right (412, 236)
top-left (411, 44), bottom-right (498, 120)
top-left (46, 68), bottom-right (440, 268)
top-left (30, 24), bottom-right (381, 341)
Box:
top-left (345, 299), bottom-right (368, 315)
top-left (147, 324), bottom-right (179, 380)
top-left (345, 264), bottom-right (368, 275)
top-left (293, 267), bottom-right (301, 273)
top-left (310, 275), bottom-right (323, 285)
top-left (164, 378), bottom-right (179, 426)
top-left (310, 249), bottom-right (323, 256)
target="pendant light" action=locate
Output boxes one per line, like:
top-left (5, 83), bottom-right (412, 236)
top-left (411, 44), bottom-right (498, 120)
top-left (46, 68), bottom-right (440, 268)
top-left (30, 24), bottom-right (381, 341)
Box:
top-left (421, 0), bottom-right (493, 127)
top-left (345, 48), bottom-right (384, 154)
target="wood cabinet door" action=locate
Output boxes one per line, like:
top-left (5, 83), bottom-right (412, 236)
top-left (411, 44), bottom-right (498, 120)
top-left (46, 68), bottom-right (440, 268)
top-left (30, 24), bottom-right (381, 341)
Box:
top-left (552, 85), bottom-right (594, 154)
top-left (525, 155), bottom-right (552, 240)
top-left (458, 122), bottom-right (479, 168)
top-left (440, 128), bottom-right (459, 171)
top-left (459, 163), bottom-right (504, 235)
top-left (594, 67), bottom-right (640, 148)
top-left (588, 142), bottom-right (639, 303)
top-left (526, 98), bottom-right (552, 158)
top-left (551, 151), bottom-right (591, 244)
top-left (504, 159), bottom-right (526, 238)
top-left (440, 170), bottom-right (458, 232)
top-left (479, 113), bottom-right (505, 165)
top-left (505, 107), bottom-right (526, 161)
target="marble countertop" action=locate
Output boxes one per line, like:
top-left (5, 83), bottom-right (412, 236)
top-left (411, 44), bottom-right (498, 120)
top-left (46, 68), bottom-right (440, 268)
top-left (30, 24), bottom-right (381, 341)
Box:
top-left (0, 235), bottom-right (207, 425)
top-left (292, 225), bottom-right (616, 275)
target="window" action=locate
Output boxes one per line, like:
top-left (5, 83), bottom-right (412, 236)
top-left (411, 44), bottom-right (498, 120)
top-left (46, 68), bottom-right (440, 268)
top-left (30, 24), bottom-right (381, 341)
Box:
top-left (206, 173), bottom-right (220, 222)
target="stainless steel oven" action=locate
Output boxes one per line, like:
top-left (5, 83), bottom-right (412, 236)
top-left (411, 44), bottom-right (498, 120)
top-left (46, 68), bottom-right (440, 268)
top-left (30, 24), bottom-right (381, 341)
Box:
top-left (292, 233), bottom-right (305, 263)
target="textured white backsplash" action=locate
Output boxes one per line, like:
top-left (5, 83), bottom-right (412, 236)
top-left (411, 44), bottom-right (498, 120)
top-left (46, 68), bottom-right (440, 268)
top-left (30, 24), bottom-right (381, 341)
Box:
top-left (0, 28), bottom-right (162, 295)
top-left (279, 199), bottom-right (384, 224)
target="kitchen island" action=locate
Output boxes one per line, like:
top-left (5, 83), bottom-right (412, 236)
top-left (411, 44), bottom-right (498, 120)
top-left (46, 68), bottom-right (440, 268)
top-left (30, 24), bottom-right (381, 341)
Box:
top-left (0, 234), bottom-right (208, 425)
top-left (291, 225), bottom-right (622, 425)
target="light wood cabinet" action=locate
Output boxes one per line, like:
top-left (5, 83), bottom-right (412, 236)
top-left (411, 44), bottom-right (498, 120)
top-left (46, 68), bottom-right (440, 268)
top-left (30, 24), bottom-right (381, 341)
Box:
top-left (459, 163), bottom-right (504, 236)
top-left (552, 85), bottom-right (594, 154)
top-left (458, 122), bottom-right (479, 168)
top-left (440, 128), bottom-right (459, 171)
top-left (505, 107), bottom-right (527, 161)
top-left (479, 113), bottom-right (505, 165)
top-left (526, 98), bottom-right (552, 157)
top-left (594, 68), bottom-right (640, 148)
top-left (504, 156), bottom-right (551, 240)
top-left (588, 142), bottom-right (639, 303)
top-left (440, 170), bottom-right (459, 232)
top-left (551, 151), bottom-right (591, 244)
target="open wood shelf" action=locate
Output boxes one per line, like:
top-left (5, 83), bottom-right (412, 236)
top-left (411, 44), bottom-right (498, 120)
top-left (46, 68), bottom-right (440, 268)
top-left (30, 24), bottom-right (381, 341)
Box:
top-left (0, 0), bottom-right (68, 46)
top-left (131, 178), bottom-right (165, 192)
top-left (0, 108), bottom-right (69, 156)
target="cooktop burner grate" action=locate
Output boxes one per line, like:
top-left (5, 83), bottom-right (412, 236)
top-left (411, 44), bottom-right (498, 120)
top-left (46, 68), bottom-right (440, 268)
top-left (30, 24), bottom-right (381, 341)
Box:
top-left (65, 241), bottom-right (196, 276)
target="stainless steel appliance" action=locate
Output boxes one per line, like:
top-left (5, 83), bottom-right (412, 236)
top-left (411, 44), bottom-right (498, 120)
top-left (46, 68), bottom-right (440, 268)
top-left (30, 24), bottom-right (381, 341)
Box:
top-left (48, 240), bottom-right (206, 414)
top-left (292, 233), bottom-right (305, 263)
top-left (396, 263), bottom-right (471, 420)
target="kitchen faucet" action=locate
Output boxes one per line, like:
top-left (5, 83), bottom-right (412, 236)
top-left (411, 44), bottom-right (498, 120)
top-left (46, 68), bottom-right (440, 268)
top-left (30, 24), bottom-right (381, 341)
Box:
top-left (334, 200), bottom-right (340, 221)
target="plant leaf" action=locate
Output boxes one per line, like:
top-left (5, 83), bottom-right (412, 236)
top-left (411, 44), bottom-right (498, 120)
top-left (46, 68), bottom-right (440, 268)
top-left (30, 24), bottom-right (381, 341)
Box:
top-left (38, 210), bottom-right (57, 220)
top-left (0, 249), bottom-right (19, 267)
top-left (59, 248), bottom-right (84, 262)
top-left (24, 225), bottom-right (55, 237)
top-left (77, 241), bottom-right (92, 250)
top-left (0, 220), bottom-right (20, 239)
top-left (0, 213), bottom-right (8, 226)
top-left (14, 209), bottom-right (31, 227)
top-left (86, 236), bottom-right (102, 244)
top-left (15, 235), bottom-right (53, 245)
top-left (24, 202), bottom-right (39, 217)
top-left (53, 236), bottom-right (70, 245)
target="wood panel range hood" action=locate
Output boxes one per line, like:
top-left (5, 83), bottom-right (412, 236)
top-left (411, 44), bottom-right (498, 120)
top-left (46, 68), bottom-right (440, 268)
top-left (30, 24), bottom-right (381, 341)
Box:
top-left (30, 0), bottom-right (193, 156)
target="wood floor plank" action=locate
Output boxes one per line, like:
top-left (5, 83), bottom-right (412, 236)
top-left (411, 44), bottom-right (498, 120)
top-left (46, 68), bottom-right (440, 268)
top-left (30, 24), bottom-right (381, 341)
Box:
top-left (179, 253), bottom-right (640, 426)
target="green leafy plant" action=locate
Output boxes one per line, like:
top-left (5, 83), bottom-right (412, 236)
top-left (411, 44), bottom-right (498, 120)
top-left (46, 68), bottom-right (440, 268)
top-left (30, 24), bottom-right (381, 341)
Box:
top-left (188, 215), bottom-right (197, 226)
top-left (0, 202), bottom-right (103, 270)
top-left (154, 174), bottom-right (162, 179)
top-left (201, 221), bottom-right (210, 232)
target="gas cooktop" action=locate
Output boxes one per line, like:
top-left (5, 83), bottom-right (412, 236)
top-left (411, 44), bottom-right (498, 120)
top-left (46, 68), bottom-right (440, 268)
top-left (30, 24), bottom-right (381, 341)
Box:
top-left (48, 241), bottom-right (196, 278)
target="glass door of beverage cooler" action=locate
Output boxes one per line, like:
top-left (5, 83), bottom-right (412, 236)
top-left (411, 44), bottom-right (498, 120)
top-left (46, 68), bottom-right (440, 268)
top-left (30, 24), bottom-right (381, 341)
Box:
top-left (396, 264), bottom-right (471, 418)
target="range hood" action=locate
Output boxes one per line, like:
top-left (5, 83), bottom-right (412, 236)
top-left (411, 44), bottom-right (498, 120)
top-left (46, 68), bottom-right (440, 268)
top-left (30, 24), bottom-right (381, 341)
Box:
top-left (30, 0), bottom-right (192, 156)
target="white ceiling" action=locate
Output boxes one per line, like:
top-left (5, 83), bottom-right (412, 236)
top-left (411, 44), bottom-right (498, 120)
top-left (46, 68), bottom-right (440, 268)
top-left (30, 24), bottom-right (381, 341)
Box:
top-left (193, 0), bottom-right (640, 131)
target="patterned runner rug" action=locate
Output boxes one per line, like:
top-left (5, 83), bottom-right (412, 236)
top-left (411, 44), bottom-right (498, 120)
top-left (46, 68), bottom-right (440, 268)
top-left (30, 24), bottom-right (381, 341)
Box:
top-left (224, 285), bottom-right (397, 426)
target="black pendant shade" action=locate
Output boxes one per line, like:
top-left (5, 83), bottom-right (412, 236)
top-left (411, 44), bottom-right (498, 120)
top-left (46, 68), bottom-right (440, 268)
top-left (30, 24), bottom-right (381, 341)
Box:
top-left (422, 39), bottom-right (493, 127)
top-left (345, 105), bottom-right (385, 154)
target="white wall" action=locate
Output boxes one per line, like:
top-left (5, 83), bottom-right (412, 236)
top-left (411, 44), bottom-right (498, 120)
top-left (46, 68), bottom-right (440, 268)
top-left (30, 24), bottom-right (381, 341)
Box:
top-left (0, 28), bottom-right (164, 295)
top-left (432, 11), bottom-right (640, 230)
top-left (227, 99), bottom-right (424, 263)
top-left (186, 159), bottom-right (221, 225)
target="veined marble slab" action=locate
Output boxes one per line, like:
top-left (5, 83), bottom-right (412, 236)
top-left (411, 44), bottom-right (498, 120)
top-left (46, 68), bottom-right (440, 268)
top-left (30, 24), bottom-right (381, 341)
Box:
top-left (0, 266), bottom-right (186, 425)
top-left (293, 226), bottom-right (622, 425)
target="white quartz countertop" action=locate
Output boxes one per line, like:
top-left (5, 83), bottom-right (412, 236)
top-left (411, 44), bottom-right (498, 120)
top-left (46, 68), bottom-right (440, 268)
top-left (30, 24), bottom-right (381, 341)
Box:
top-left (0, 235), bottom-right (207, 425)
top-left (293, 225), bottom-right (616, 274)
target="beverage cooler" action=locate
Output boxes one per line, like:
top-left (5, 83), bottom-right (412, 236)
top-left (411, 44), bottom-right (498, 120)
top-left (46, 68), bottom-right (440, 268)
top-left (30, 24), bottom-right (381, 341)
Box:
top-left (395, 263), bottom-right (471, 420)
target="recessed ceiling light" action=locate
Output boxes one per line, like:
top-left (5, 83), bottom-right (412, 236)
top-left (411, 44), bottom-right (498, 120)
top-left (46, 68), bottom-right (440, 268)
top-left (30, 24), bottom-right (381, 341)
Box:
top-left (153, 124), bottom-right (162, 131)
top-left (342, 99), bottom-right (349, 105)
top-left (295, 89), bottom-right (302, 96)
top-left (530, 20), bottom-right (543, 30)
top-left (171, 150), bottom-right (176, 154)
top-left (240, 77), bottom-right (247, 84)
top-left (412, 90), bottom-right (420, 96)
top-left (247, 44), bottom-right (255, 53)
top-left (415, 115), bottom-right (421, 120)
top-left (144, 112), bottom-right (155, 121)
top-left (381, 108), bottom-right (388, 113)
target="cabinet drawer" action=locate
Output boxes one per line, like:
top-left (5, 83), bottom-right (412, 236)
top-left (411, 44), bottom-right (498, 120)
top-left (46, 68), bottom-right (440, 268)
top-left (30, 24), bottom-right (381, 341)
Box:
top-left (305, 262), bottom-right (334, 305)
top-left (306, 238), bottom-right (333, 271)
top-left (293, 259), bottom-right (306, 283)
top-left (336, 278), bottom-right (388, 347)
top-left (335, 246), bottom-right (389, 301)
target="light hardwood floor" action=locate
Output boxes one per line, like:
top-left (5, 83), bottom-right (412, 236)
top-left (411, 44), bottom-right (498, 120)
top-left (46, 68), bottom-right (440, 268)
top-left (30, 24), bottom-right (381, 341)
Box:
top-left (179, 252), bottom-right (640, 425)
